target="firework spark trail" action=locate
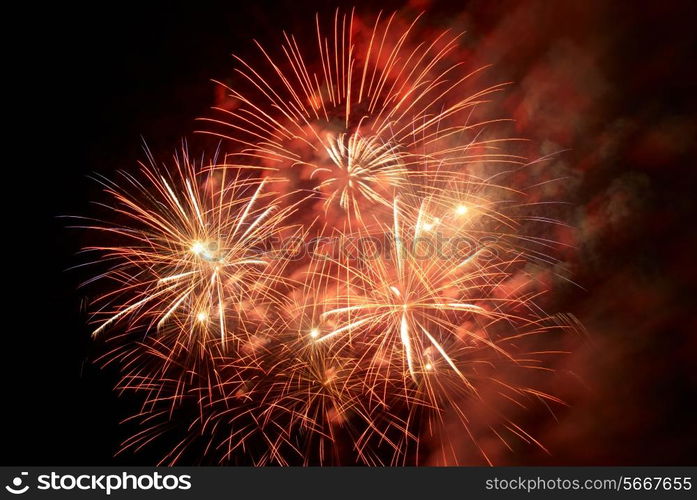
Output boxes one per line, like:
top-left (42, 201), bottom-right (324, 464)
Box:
top-left (77, 9), bottom-right (583, 465)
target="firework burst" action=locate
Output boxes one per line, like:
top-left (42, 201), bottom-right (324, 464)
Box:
top-left (292, 192), bottom-right (573, 464)
top-left (77, 148), bottom-right (303, 350)
top-left (200, 9), bottom-right (518, 229)
top-left (76, 9), bottom-right (582, 466)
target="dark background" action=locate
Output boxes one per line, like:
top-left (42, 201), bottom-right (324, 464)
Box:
top-left (4, 0), bottom-right (696, 465)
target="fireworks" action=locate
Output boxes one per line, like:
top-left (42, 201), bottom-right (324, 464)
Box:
top-left (200, 9), bottom-right (516, 229)
top-left (78, 149), bottom-right (305, 350)
top-left (76, 10), bottom-right (581, 465)
top-left (315, 132), bottom-right (408, 216)
top-left (312, 196), bottom-right (497, 383)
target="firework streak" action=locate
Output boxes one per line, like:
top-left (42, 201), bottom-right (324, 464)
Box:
top-left (77, 10), bottom-right (582, 465)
